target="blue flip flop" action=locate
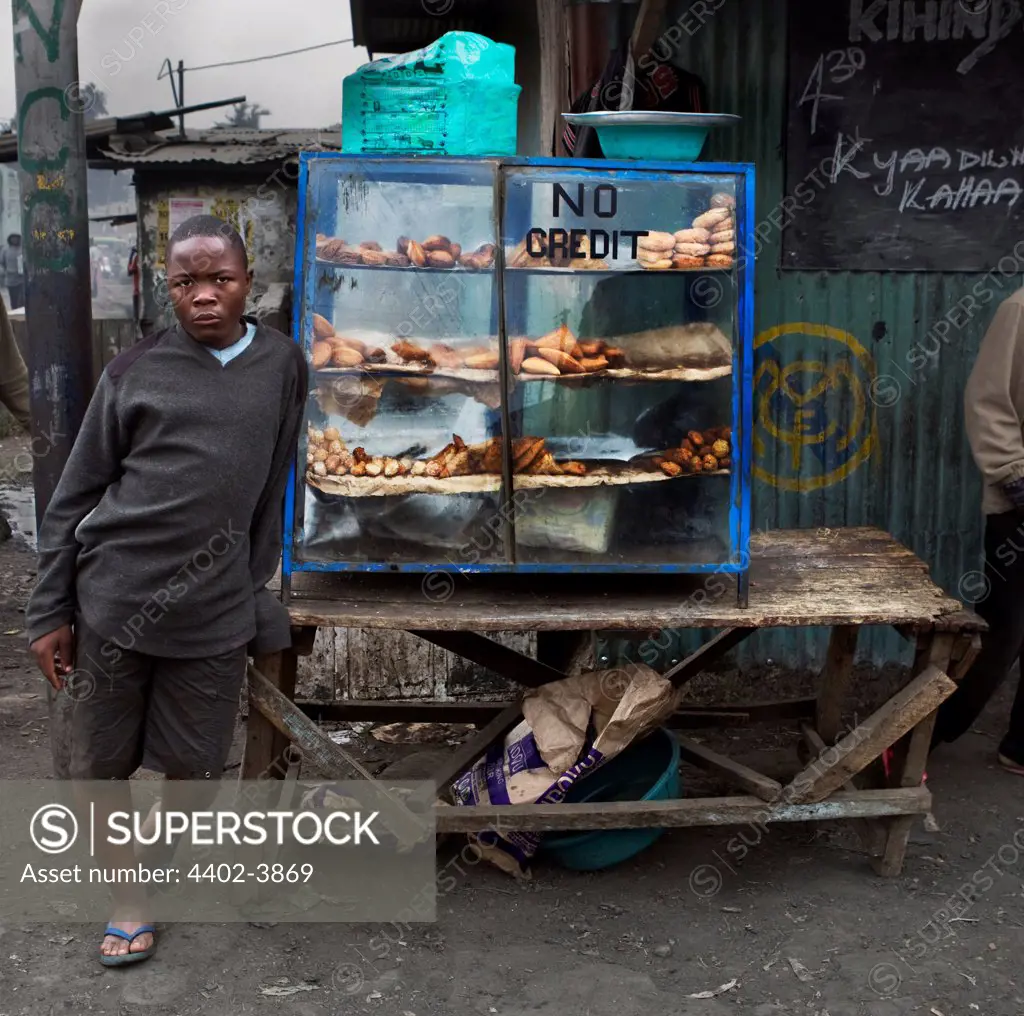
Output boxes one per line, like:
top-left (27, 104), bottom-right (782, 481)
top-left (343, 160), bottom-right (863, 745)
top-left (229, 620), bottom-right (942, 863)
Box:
top-left (99, 924), bottom-right (157, 967)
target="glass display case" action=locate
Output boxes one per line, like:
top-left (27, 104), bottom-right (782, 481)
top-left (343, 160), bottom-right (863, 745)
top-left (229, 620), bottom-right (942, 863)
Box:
top-left (284, 154), bottom-right (753, 595)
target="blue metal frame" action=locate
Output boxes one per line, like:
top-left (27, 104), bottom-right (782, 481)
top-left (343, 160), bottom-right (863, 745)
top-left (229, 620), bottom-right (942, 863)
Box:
top-left (283, 154), bottom-right (755, 579)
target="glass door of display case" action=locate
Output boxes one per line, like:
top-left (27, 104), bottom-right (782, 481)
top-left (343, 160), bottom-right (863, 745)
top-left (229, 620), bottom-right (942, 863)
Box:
top-left (288, 156), bottom-right (511, 571)
top-left (499, 162), bottom-right (752, 574)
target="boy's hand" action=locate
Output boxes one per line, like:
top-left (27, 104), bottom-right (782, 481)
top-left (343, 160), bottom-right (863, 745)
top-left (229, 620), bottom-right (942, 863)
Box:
top-left (30, 625), bottom-right (75, 690)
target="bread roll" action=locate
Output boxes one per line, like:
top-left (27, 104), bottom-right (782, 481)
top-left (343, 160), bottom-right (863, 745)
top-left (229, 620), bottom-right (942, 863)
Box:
top-left (692, 207), bottom-right (732, 230)
top-left (673, 227), bottom-right (711, 244)
top-left (710, 240), bottom-right (736, 254)
top-left (636, 231), bottom-right (676, 253)
top-left (312, 313), bottom-right (334, 340)
top-left (672, 255), bottom-right (705, 269)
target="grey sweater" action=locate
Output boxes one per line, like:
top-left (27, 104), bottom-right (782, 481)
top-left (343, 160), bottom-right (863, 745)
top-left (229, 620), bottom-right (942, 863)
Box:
top-left (26, 319), bottom-right (307, 658)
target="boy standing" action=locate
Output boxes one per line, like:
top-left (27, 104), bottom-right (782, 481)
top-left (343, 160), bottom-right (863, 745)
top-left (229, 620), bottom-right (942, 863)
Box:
top-left (26, 215), bottom-right (308, 964)
top-left (933, 287), bottom-right (1024, 771)
top-left (0, 232), bottom-right (24, 309)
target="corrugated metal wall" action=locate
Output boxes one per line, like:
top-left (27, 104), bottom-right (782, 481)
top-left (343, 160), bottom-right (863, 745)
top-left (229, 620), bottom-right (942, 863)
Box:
top-left (608, 0), bottom-right (1019, 672)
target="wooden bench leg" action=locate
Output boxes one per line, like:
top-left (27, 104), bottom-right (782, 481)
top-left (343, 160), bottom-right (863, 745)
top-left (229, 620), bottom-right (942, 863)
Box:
top-left (872, 631), bottom-right (956, 876)
top-left (243, 649), bottom-right (298, 780)
top-left (817, 625), bottom-right (859, 744)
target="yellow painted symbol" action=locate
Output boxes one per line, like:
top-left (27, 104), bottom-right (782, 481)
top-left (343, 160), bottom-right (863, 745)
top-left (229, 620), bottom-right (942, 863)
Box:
top-left (753, 323), bottom-right (877, 492)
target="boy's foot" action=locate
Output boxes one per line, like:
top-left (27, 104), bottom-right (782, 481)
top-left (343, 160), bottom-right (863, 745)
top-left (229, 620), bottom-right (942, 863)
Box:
top-left (998, 753), bottom-right (1024, 776)
top-left (100, 921), bottom-right (155, 963)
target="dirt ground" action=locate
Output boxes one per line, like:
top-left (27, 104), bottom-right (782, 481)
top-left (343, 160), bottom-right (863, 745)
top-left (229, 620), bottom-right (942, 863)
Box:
top-left (1, 434), bottom-right (1023, 1015)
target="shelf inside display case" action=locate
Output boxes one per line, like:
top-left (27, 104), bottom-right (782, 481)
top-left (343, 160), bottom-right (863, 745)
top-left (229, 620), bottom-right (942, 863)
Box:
top-left (315, 259), bottom-right (495, 275)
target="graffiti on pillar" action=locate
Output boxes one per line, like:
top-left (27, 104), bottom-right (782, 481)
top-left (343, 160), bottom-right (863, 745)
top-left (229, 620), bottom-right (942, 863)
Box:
top-left (13, 1), bottom-right (75, 271)
top-left (13, 0), bottom-right (66, 63)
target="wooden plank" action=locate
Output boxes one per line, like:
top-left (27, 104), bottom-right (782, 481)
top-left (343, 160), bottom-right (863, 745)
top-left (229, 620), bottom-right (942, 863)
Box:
top-left (408, 630), bottom-right (567, 689)
top-left (816, 625), bottom-right (859, 743)
top-left (662, 627), bottom-right (754, 687)
top-left (286, 530), bottom-right (977, 630)
top-left (677, 735), bottom-right (783, 802)
top-left (435, 786), bottom-right (932, 834)
top-left (785, 664), bottom-right (957, 804)
top-left (427, 704), bottom-right (523, 798)
top-left (242, 651), bottom-right (297, 780)
top-left (291, 626), bottom-right (318, 657)
top-left (950, 633), bottom-right (982, 682)
top-left (873, 632), bottom-right (957, 876)
top-left (536, 0), bottom-right (568, 156)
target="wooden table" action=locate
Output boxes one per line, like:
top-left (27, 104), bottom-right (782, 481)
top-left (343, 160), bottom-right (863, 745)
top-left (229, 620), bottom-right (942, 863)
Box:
top-left (244, 527), bottom-right (984, 877)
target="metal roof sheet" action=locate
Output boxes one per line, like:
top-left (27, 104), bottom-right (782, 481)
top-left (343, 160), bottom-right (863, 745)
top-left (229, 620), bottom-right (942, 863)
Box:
top-left (99, 127), bottom-right (341, 167)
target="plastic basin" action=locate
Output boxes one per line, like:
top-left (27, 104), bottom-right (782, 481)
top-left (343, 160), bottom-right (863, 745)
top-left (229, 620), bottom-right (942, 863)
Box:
top-left (539, 728), bottom-right (680, 872)
top-left (595, 123), bottom-right (709, 161)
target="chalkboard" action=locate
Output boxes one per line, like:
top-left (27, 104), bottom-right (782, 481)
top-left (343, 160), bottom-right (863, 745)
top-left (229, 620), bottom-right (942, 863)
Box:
top-left (783, 0), bottom-right (1024, 272)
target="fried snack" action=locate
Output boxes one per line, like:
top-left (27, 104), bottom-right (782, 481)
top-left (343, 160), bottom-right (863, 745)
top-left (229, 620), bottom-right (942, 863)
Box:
top-left (312, 341), bottom-right (333, 369)
top-left (364, 347), bottom-right (387, 364)
top-left (364, 460), bottom-right (383, 477)
top-left (521, 356), bottom-right (560, 376)
top-left (312, 447), bottom-right (329, 463)
top-left (712, 439), bottom-right (730, 459)
top-left (687, 430), bottom-right (705, 448)
top-left (385, 251), bottom-right (411, 267)
top-left (673, 241), bottom-right (711, 257)
top-left (718, 456), bottom-right (732, 469)
top-left (706, 254), bottom-right (734, 268)
top-left (308, 426), bottom-right (325, 445)
top-left (638, 245), bottom-right (671, 262)
top-left (674, 227), bottom-right (711, 244)
top-left (710, 240), bottom-right (736, 254)
top-left (538, 348), bottom-right (585, 374)
top-left (332, 346), bottom-right (364, 368)
top-left (560, 461), bottom-right (587, 477)
top-left (513, 437), bottom-right (547, 473)
top-left (427, 250), bottom-right (455, 268)
top-left (459, 252), bottom-right (488, 270)
top-left (323, 426), bottom-right (342, 443)
top-left (349, 461), bottom-right (367, 477)
top-left (325, 454), bottom-right (343, 474)
top-left (312, 313), bottom-right (334, 340)
top-left (422, 235), bottom-right (452, 252)
top-left (708, 229), bottom-right (735, 245)
top-left (449, 243), bottom-right (462, 261)
top-left (659, 460), bottom-right (683, 477)
top-left (407, 240), bottom-right (427, 267)
top-left (639, 259), bottom-right (674, 270)
top-left (327, 439), bottom-right (345, 456)
top-left (334, 247), bottom-right (363, 265)
top-left (579, 340), bottom-right (605, 357)
top-left (464, 352), bottom-right (499, 370)
top-left (690, 456), bottom-right (704, 473)
top-left (711, 216), bottom-right (735, 233)
top-left (410, 460), bottom-right (427, 477)
top-left (359, 241), bottom-right (383, 252)
top-left (397, 236), bottom-right (411, 255)
top-left (360, 249), bottom-right (389, 266)
top-left (424, 461), bottom-right (443, 478)
top-left (702, 454), bottom-right (719, 472)
top-left (427, 343), bottom-right (464, 369)
top-left (672, 255), bottom-right (705, 269)
top-left (603, 346), bottom-right (627, 367)
top-left (392, 340), bottom-right (434, 363)
top-left (509, 338), bottom-right (529, 373)
top-left (384, 458), bottom-right (401, 478)
top-left (579, 355), bottom-right (609, 372)
top-left (311, 460), bottom-right (328, 476)
top-left (535, 325), bottom-right (577, 354)
top-left (720, 427), bottom-right (733, 441)
top-left (710, 192), bottom-right (736, 209)
top-left (330, 335), bottom-right (367, 355)
top-left (636, 231), bottom-right (676, 253)
top-left (693, 207), bottom-right (732, 230)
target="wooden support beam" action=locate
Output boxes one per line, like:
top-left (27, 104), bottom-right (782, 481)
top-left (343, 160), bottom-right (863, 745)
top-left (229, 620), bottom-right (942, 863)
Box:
top-left (662, 627), bottom-right (753, 688)
top-left (950, 633), bottom-right (982, 682)
top-left (536, 0), bottom-right (568, 156)
top-left (785, 664), bottom-right (957, 805)
top-left (677, 735), bottom-right (783, 802)
top-left (408, 630), bottom-right (567, 689)
top-left (243, 651), bottom-right (297, 780)
top-left (436, 787), bottom-right (931, 834)
top-left (817, 625), bottom-right (859, 743)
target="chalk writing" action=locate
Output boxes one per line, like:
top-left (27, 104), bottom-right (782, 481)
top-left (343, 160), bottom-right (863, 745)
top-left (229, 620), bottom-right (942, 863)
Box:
top-left (13, 0), bottom-right (66, 64)
top-left (847, 0), bottom-right (1024, 75)
top-left (797, 48), bottom-right (866, 135)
